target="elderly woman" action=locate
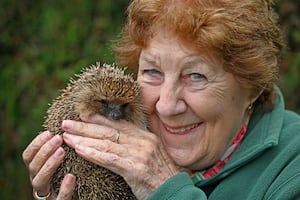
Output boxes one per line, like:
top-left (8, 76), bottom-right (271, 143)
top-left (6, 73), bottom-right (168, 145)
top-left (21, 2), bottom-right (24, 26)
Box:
top-left (23, 0), bottom-right (300, 199)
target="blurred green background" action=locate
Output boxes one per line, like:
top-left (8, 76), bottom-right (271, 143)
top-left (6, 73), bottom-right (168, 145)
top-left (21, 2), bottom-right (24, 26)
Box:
top-left (0, 0), bottom-right (299, 199)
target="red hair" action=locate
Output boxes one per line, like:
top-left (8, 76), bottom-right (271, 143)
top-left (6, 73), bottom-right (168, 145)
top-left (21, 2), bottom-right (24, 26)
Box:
top-left (113, 0), bottom-right (284, 110)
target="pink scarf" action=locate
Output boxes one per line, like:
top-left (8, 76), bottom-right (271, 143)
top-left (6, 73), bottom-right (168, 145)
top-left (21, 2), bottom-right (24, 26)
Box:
top-left (191, 124), bottom-right (247, 183)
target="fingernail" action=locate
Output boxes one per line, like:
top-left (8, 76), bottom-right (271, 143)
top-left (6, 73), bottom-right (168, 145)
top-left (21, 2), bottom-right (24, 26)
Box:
top-left (63, 132), bottom-right (69, 139)
top-left (75, 144), bottom-right (84, 153)
top-left (65, 173), bottom-right (76, 185)
top-left (40, 131), bottom-right (52, 142)
top-left (62, 120), bottom-right (74, 131)
top-left (63, 133), bottom-right (79, 149)
top-left (50, 135), bottom-right (61, 145)
top-left (63, 133), bottom-right (74, 141)
top-left (63, 133), bottom-right (70, 143)
top-left (54, 147), bottom-right (64, 157)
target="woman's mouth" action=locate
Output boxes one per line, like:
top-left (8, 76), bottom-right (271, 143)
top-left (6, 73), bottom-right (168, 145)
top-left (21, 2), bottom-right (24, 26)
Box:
top-left (164, 123), bottom-right (202, 135)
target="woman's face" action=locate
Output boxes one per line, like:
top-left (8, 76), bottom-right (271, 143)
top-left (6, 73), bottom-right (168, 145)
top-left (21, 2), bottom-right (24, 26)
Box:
top-left (137, 31), bottom-right (252, 171)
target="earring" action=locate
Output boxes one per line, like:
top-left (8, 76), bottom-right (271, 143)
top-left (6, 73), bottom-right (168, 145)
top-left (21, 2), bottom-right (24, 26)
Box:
top-left (248, 103), bottom-right (253, 111)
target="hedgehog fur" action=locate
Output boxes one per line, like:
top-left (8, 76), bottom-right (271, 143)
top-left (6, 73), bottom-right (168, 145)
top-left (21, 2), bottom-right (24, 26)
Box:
top-left (43, 63), bottom-right (147, 200)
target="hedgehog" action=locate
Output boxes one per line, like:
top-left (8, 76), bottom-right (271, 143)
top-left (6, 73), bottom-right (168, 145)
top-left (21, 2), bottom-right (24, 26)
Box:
top-left (43, 62), bottom-right (147, 200)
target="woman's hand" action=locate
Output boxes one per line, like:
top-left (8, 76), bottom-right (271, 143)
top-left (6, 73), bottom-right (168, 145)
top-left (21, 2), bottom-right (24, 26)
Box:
top-left (22, 131), bottom-right (76, 200)
top-left (62, 114), bottom-right (180, 200)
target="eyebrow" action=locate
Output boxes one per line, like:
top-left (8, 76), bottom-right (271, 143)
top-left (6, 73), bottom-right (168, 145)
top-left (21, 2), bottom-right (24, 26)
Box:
top-left (181, 56), bottom-right (207, 67)
top-left (140, 54), bottom-right (160, 66)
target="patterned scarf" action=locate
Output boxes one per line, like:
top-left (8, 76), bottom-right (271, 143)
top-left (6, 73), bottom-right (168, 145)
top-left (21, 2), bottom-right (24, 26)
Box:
top-left (191, 124), bottom-right (247, 184)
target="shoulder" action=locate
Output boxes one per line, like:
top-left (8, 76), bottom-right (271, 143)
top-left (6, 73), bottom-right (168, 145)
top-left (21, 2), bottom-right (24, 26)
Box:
top-left (265, 115), bottom-right (300, 199)
top-left (263, 93), bottom-right (300, 199)
top-left (252, 86), bottom-right (300, 145)
top-left (275, 87), bottom-right (300, 147)
top-left (282, 110), bottom-right (300, 130)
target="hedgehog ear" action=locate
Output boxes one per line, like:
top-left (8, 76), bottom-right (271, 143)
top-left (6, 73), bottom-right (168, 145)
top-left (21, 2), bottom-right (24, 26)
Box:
top-left (262, 0), bottom-right (274, 7)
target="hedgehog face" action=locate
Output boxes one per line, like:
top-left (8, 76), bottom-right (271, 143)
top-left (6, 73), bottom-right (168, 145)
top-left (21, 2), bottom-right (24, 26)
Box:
top-left (73, 79), bottom-right (137, 121)
top-left (96, 99), bottom-right (130, 120)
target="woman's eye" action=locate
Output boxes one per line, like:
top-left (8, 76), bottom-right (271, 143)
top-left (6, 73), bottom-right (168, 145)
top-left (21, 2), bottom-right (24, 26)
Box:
top-left (143, 69), bottom-right (162, 79)
top-left (182, 72), bottom-right (208, 90)
top-left (189, 73), bottom-right (207, 81)
top-left (140, 68), bottom-right (163, 85)
top-left (145, 69), bottom-right (161, 76)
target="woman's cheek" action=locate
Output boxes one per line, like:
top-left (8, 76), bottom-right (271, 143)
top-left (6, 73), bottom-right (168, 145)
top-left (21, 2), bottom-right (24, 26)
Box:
top-left (140, 85), bottom-right (159, 113)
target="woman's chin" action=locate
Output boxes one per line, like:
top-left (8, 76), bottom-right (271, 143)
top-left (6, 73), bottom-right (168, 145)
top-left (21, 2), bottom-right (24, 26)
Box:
top-left (164, 145), bottom-right (196, 167)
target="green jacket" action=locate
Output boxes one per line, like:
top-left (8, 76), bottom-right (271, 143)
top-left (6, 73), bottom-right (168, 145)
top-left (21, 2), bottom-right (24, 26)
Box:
top-left (148, 88), bottom-right (300, 200)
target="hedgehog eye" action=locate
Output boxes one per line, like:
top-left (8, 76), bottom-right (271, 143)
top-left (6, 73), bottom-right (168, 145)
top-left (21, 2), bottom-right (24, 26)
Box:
top-left (121, 103), bottom-right (129, 108)
top-left (96, 99), bottom-right (107, 104)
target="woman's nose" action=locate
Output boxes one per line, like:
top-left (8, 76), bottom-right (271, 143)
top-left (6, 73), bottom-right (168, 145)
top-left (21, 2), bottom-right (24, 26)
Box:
top-left (155, 81), bottom-right (186, 116)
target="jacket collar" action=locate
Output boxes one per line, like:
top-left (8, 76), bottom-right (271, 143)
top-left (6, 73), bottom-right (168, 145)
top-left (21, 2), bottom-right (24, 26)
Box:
top-left (234, 86), bottom-right (284, 160)
top-left (195, 86), bottom-right (285, 186)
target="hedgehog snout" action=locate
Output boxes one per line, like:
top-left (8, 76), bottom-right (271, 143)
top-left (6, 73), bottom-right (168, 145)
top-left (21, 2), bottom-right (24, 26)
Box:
top-left (100, 101), bottom-right (128, 120)
top-left (107, 109), bottom-right (124, 120)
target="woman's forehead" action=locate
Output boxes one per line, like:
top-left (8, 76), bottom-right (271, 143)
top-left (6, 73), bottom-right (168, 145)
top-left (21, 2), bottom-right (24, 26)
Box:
top-left (142, 30), bottom-right (223, 68)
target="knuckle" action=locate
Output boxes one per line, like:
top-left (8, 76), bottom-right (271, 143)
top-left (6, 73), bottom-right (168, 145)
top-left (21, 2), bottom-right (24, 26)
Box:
top-left (23, 143), bottom-right (40, 164)
top-left (39, 148), bottom-right (50, 159)
top-left (106, 153), bottom-right (120, 165)
top-left (134, 162), bottom-right (144, 172)
top-left (83, 122), bottom-right (95, 134)
top-left (143, 140), bottom-right (157, 154)
top-left (57, 176), bottom-right (75, 200)
top-left (31, 177), bottom-right (43, 192)
top-left (134, 143), bottom-right (158, 165)
top-left (76, 122), bottom-right (86, 133)
top-left (75, 121), bottom-right (85, 134)
top-left (22, 150), bottom-right (30, 164)
top-left (131, 163), bottom-right (147, 178)
top-left (98, 140), bottom-right (110, 151)
top-left (43, 161), bottom-right (55, 175)
top-left (148, 133), bottom-right (159, 144)
top-left (28, 162), bottom-right (38, 176)
top-left (57, 191), bottom-right (71, 200)
top-left (107, 129), bottom-right (119, 140)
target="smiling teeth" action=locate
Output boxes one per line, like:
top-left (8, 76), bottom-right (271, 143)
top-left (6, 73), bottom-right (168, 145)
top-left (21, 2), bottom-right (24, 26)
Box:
top-left (165, 123), bottom-right (199, 133)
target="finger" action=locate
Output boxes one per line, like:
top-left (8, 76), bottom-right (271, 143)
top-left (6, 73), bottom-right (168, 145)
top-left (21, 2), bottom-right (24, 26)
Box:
top-left (29, 135), bottom-right (63, 180)
top-left (80, 113), bottom-right (119, 128)
top-left (22, 131), bottom-right (53, 168)
top-left (63, 118), bottom-right (148, 145)
top-left (56, 174), bottom-right (76, 200)
top-left (62, 120), bottom-right (119, 141)
top-left (80, 114), bottom-right (153, 142)
top-left (32, 147), bottom-right (65, 196)
top-left (63, 133), bottom-right (128, 155)
top-left (74, 144), bottom-right (132, 175)
top-left (64, 131), bottom-right (119, 145)
top-left (80, 113), bottom-right (136, 133)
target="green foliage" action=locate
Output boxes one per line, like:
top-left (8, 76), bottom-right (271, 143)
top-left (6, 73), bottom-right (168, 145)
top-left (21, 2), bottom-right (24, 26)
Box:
top-left (276, 0), bottom-right (300, 113)
top-left (0, 0), bottom-right (299, 199)
top-left (0, 0), bottom-right (128, 199)
top-left (279, 52), bottom-right (300, 112)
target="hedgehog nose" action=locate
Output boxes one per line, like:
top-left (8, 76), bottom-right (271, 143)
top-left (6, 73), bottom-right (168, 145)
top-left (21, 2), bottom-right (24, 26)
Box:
top-left (108, 110), bottom-right (123, 120)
